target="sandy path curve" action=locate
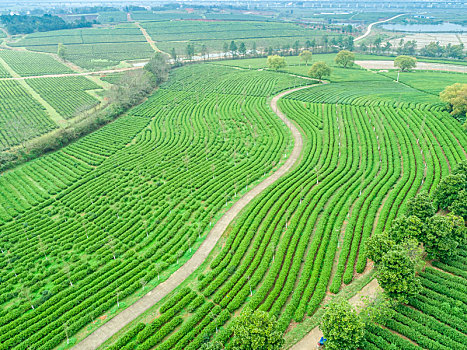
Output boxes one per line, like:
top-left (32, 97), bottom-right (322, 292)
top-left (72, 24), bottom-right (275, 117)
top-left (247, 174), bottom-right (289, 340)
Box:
top-left (355, 14), bottom-right (406, 42)
top-left (72, 84), bottom-right (311, 350)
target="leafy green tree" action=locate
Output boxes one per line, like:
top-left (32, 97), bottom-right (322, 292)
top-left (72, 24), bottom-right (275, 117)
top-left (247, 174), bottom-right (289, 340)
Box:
top-left (57, 43), bottom-right (66, 60)
top-left (185, 43), bottom-right (195, 61)
top-left (440, 83), bottom-right (467, 122)
top-left (200, 341), bottom-right (224, 350)
top-left (376, 248), bottom-right (421, 303)
top-left (201, 44), bottom-right (208, 60)
top-left (251, 41), bottom-right (257, 57)
top-left (304, 40), bottom-right (312, 50)
top-left (267, 55), bottom-right (286, 71)
top-left (230, 40), bottom-right (238, 57)
top-left (365, 231), bottom-right (395, 265)
top-left (405, 191), bottom-right (435, 221)
top-left (320, 299), bottom-right (365, 350)
top-left (433, 173), bottom-right (466, 209)
top-left (394, 55), bottom-right (417, 72)
top-left (144, 52), bottom-right (170, 86)
top-left (309, 61), bottom-right (331, 81)
top-left (383, 41), bottom-right (392, 54)
top-left (335, 50), bottom-right (355, 68)
top-left (239, 42), bottom-right (247, 57)
top-left (293, 40), bottom-right (300, 55)
top-left (299, 50), bottom-right (313, 66)
top-left (170, 48), bottom-right (177, 63)
top-left (359, 42), bottom-right (368, 52)
top-left (422, 214), bottom-right (466, 259)
top-left (223, 42), bottom-right (229, 57)
top-left (387, 215), bottom-right (423, 243)
top-left (231, 308), bottom-right (284, 350)
top-left (450, 190), bottom-right (467, 221)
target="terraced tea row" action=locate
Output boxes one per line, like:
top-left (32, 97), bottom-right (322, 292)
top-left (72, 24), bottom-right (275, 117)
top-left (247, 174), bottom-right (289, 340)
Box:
top-left (102, 81), bottom-right (466, 349)
top-left (0, 65), bottom-right (305, 349)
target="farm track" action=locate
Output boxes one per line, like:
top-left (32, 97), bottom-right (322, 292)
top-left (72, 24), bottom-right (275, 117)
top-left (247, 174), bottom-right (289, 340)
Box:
top-left (72, 84), bottom-right (310, 350)
top-left (0, 66), bottom-right (142, 81)
top-left (354, 14), bottom-right (406, 42)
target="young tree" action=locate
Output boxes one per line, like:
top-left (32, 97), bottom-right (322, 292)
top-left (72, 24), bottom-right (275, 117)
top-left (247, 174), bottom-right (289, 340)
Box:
top-left (223, 42), bottom-right (229, 58)
top-left (170, 47), bottom-right (177, 63)
top-left (57, 43), bottom-right (66, 60)
top-left (292, 40), bottom-right (300, 55)
top-left (335, 49), bottom-right (355, 68)
top-left (201, 44), bottom-right (208, 60)
top-left (230, 40), bottom-right (238, 58)
top-left (308, 61), bottom-right (331, 81)
top-left (267, 55), bottom-right (286, 71)
top-left (299, 50), bottom-right (313, 66)
top-left (394, 55), bottom-right (417, 72)
top-left (365, 231), bottom-right (395, 265)
top-left (185, 43), bottom-right (195, 61)
top-left (251, 41), bottom-right (257, 57)
top-left (405, 191), bottom-right (435, 221)
top-left (239, 42), bottom-right (247, 57)
top-left (231, 308), bottom-right (284, 350)
top-left (422, 214), bottom-right (466, 259)
top-left (433, 173), bottom-right (466, 209)
top-left (320, 299), bottom-right (365, 350)
top-left (376, 248), bottom-right (421, 303)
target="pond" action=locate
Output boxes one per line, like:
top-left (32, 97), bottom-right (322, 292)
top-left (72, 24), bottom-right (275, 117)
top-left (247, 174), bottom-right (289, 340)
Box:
top-left (381, 22), bottom-right (467, 33)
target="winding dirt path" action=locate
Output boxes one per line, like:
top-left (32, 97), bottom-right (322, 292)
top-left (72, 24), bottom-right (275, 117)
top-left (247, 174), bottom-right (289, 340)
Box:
top-left (72, 85), bottom-right (310, 350)
top-left (355, 14), bottom-right (406, 42)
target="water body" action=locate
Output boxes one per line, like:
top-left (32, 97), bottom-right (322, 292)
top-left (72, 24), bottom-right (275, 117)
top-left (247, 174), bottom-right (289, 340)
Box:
top-left (381, 22), bottom-right (467, 32)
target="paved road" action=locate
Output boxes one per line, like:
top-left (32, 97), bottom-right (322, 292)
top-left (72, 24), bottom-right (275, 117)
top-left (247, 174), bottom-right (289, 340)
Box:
top-left (72, 84), bottom-right (312, 350)
top-left (355, 14), bottom-right (406, 41)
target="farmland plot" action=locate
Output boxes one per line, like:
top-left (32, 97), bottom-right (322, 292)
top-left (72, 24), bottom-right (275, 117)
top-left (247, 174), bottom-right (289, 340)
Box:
top-left (0, 65), bottom-right (308, 349)
top-left (101, 71), bottom-right (466, 349)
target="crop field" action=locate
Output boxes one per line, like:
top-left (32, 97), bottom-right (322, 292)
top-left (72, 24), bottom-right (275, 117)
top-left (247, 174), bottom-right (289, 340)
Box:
top-left (0, 49), bottom-right (73, 76)
top-left (140, 21), bottom-right (341, 55)
top-left (362, 248), bottom-right (467, 350)
top-left (26, 76), bottom-right (101, 119)
top-left (0, 79), bottom-right (56, 150)
top-left (9, 24), bottom-right (154, 69)
top-left (98, 65), bottom-right (466, 349)
top-left (0, 65), bottom-right (313, 349)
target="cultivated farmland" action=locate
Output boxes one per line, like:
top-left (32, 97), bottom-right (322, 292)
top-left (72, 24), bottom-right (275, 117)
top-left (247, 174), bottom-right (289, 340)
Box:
top-left (95, 63), bottom-right (466, 350)
top-left (0, 65), bottom-right (310, 349)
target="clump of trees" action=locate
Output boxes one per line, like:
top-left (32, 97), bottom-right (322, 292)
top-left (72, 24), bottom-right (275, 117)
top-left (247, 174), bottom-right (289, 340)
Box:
top-left (366, 160), bottom-right (467, 302)
top-left (0, 14), bottom-right (93, 35)
top-left (440, 83), bottom-right (467, 125)
top-left (421, 41), bottom-right (465, 59)
top-left (394, 55), bottom-right (417, 71)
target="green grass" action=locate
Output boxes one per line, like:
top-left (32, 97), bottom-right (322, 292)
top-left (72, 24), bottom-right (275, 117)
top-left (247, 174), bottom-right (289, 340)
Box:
top-left (379, 70), bottom-right (467, 95)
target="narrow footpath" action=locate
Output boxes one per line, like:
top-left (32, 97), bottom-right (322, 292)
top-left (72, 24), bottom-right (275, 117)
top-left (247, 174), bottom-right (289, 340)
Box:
top-left (72, 84), bottom-right (311, 350)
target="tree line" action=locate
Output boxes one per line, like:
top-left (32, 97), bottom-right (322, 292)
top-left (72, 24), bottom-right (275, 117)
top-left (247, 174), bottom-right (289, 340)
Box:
top-left (0, 14), bottom-right (94, 35)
